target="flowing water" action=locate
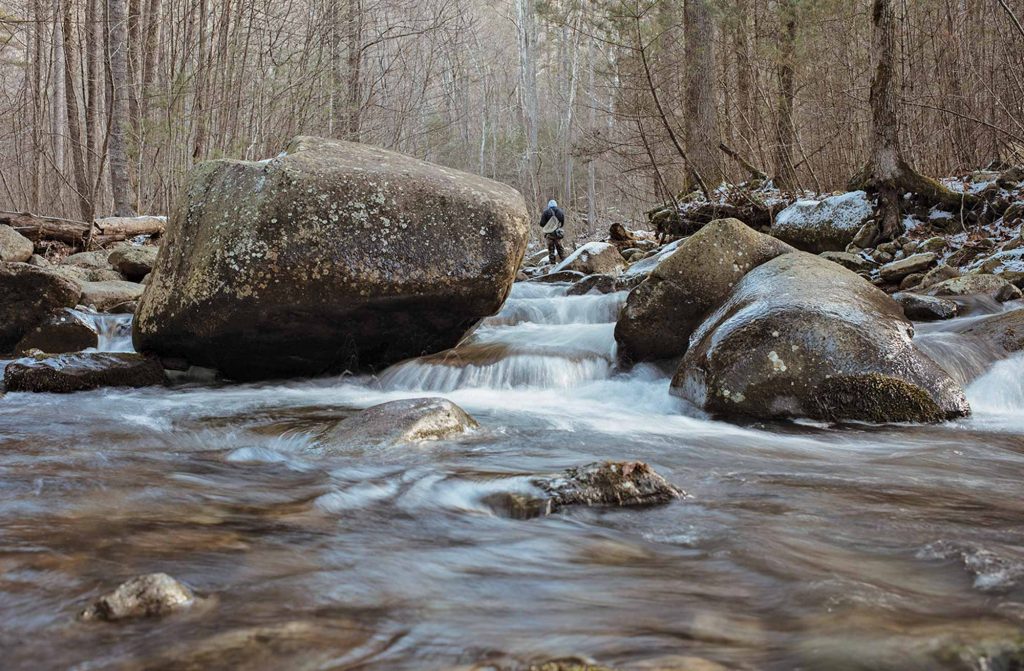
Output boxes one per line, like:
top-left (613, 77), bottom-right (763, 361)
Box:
top-left (1, 284), bottom-right (1024, 670)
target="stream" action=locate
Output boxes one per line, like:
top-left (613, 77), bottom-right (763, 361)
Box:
top-left (1, 282), bottom-right (1023, 670)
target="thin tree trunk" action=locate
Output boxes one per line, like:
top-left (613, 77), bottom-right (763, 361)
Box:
top-left (774, 0), bottom-right (799, 190)
top-left (346, 0), bottom-right (364, 142)
top-left (62, 0), bottom-right (94, 222)
top-left (684, 0), bottom-right (724, 189)
top-left (107, 0), bottom-right (135, 215)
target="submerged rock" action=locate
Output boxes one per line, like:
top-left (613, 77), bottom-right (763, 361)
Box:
top-left (0, 263), bottom-right (81, 354)
top-left (4, 352), bottom-right (167, 393)
top-left (926, 274), bottom-right (1022, 302)
top-left (893, 293), bottom-right (959, 321)
top-left (108, 245), bottom-right (159, 281)
top-left (134, 136), bottom-right (529, 381)
top-left (0, 224), bottom-right (34, 263)
top-left (493, 461), bottom-right (683, 519)
top-left (672, 253), bottom-right (970, 423)
top-left (615, 218), bottom-right (794, 365)
top-left (552, 242), bottom-right (626, 276)
top-left (81, 573), bottom-right (194, 621)
top-left (322, 398), bottom-right (479, 448)
top-left (14, 308), bottom-right (99, 354)
top-left (769, 191), bottom-right (874, 253)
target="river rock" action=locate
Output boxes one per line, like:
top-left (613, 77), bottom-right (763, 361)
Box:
top-left (567, 273), bottom-right (618, 296)
top-left (80, 280), bottom-right (145, 312)
top-left (322, 398), bottom-right (478, 448)
top-left (133, 136), bottom-right (529, 381)
top-left (522, 249), bottom-right (551, 268)
top-left (3, 352), bottom-right (167, 393)
top-left (552, 242), bottom-right (626, 276)
top-left (108, 245), bottom-right (159, 281)
top-left (919, 264), bottom-right (960, 289)
top-left (0, 224), bottom-right (34, 263)
top-left (80, 573), bottom-right (194, 621)
top-left (531, 270), bottom-right (586, 284)
top-left (925, 274), bottom-right (1022, 302)
top-left (958, 308), bottom-right (1024, 353)
top-left (494, 461), bottom-right (684, 519)
top-left (892, 293), bottom-right (959, 321)
top-left (769, 191), bottom-right (874, 253)
top-left (0, 263), bottom-right (82, 354)
top-left (671, 252), bottom-right (970, 423)
top-left (49, 265), bottom-right (125, 285)
top-left (14, 308), bottom-right (98, 354)
top-left (615, 218), bottom-right (795, 365)
top-left (63, 250), bottom-right (117, 270)
top-left (879, 252), bottom-right (938, 283)
top-left (820, 251), bottom-right (874, 273)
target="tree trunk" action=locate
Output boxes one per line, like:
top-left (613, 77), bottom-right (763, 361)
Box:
top-left (107, 0), bottom-right (136, 216)
top-left (773, 0), bottom-right (799, 190)
top-left (345, 0), bottom-right (364, 142)
top-left (684, 0), bottom-right (724, 189)
top-left (62, 0), bottom-right (94, 223)
top-left (515, 0), bottom-right (539, 207)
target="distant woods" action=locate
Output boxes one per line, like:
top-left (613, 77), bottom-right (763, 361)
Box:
top-left (0, 0), bottom-right (1022, 233)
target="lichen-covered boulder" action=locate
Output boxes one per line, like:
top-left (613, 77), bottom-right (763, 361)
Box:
top-left (4, 352), bottom-right (166, 393)
top-left (134, 136), bottom-right (529, 380)
top-left (552, 242), bottom-right (626, 276)
top-left (0, 263), bottom-right (81, 354)
top-left (769, 191), bottom-right (874, 253)
top-left (672, 253), bottom-right (970, 423)
top-left (321, 397), bottom-right (478, 449)
top-left (0, 224), bottom-right (34, 263)
top-left (615, 219), bottom-right (795, 365)
top-left (14, 308), bottom-right (98, 355)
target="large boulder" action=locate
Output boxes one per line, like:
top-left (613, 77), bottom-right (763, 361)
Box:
top-left (0, 264), bottom-right (81, 354)
top-left (14, 308), bottom-right (98, 354)
top-left (80, 280), bottom-right (145, 312)
top-left (3, 352), bottom-right (166, 393)
top-left (108, 245), bottom-right (159, 281)
top-left (133, 137), bottom-right (529, 380)
top-left (552, 242), bottom-right (626, 276)
top-left (322, 398), bottom-right (478, 448)
top-left (615, 219), bottom-right (795, 365)
top-left (0, 224), bottom-right (34, 263)
top-left (671, 253), bottom-right (970, 423)
top-left (769, 191), bottom-right (874, 253)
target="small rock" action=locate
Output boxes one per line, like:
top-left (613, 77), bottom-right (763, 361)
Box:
top-left (63, 249), bottom-right (117, 270)
top-left (919, 264), bottom-right (960, 289)
top-left (919, 236), bottom-right (947, 253)
top-left (899, 273), bottom-right (924, 291)
top-left (527, 659), bottom-right (616, 671)
top-left (851, 220), bottom-right (879, 249)
top-left (80, 573), bottom-right (194, 621)
top-left (926, 274), bottom-right (1021, 302)
top-left (108, 245), bottom-right (159, 281)
top-left (901, 241), bottom-right (919, 256)
top-left (0, 224), bottom-right (35, 263)
top-left (893, 293), bottom-right (959, 321)
top-left (879, 252), bottom-right (938, 283)
top-left (820, 251), bottom-right (874, 273)
top-left (14, 308), bottom-right (98, 354)
top-left (27, 254), bottom-right (50, 267)
top-left (530, 270), bottom-right (586, 284)
top-left (3, 352), bottom-right (167, 393)
top-left (877, 241), bottom-right (898, 255)
top-left (567, 274), bottom-right (618, 296)
top-left (322, 398), bottom-right (479, 448)
top-left (80, 280), bottom-right (145, 312)
top-left (871, 249), bottom-right (894, 264)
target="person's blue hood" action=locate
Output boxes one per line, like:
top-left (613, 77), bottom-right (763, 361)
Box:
top-left (547, 200), bottom-right (558, 209)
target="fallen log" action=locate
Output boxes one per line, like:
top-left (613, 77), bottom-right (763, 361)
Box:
top-left (92, 216), bottom-right (166, 239)
top-left (0, 211), bottom-right (91, 246)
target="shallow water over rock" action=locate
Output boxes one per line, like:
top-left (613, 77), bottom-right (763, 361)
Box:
top-left (1, 283), bottom-right (1023, 669)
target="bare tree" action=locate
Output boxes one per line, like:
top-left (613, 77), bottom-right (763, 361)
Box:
top-left (107, 0), bottom-right (135, 215)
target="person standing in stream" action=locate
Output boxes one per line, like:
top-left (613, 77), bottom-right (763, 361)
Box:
top-left (539, 199), bottom-right (566, 265)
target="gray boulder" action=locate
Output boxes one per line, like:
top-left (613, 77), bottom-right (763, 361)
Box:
top-left (80, 280), bottom-right (145, 312)
top-left (615, 218), bottom-right (795, 365)
top-left (322, 398), bottom-right (478, 448)
top-left (81, 573), bottom-right (194, 621)
top-left (919, 264), bottom-right (960, 289)
top-left (0, 264), bottom-right (81, 354)
top-left (4, 352), bottom-right (166, 393)
top-left (926, 274), bottom-right (1022, 302)
top-left (820, 251), bottom-right (874, 273)
top-left (133, 136), bottom-right (529, 381)
top-left (770, 191), bottom-right (874, 253)
top-left (63, 249), bottom-right (117, 270)
top-left (879, 252), bottom-right (937, 283)
top-left (892, 292), bottom-right (959, 321)
top-left (552, 242), bottom-right (626, 276)
top-left (108, 245), bottom-right (159, 281)
top-left (672, 253), bottom-right (970, 423)
top-left (958, 308), bottom-right (1024, 353)
top-left (567, 273), bottom-right (618, 296)
top-left (15, 308), bottom-right (98, 354)
top-left (0, 224), bottom-right (34, 263)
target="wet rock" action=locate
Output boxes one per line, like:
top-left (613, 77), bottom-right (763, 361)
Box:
top-left (893, 292), bottom-right (960, 321)
top-left (80, 280), bottom-right (145, 312)
top-left (3, 352), bottom-right (167, 393)
top-left (0, 224), bottom-right (34, 263)
top-left (0, 263), bottom-right (81, 354)
top-left (552, 242), bottom-right (626, 276)
top-left (672, 252), bottom-right (970, 423)
top-left (495, 461), bottom-right (683, 519)
top-left (80, 573), bottom-right (194, 621)
top-left (926, 274), bottom-right (1022, 302)
top-left (614, 273), bottom-right (647, 292)
top-left (531, 270), bottom-right (586, 284)
top-left (615, 218), bottom-right (795, 365)
top-left (526, 659), bottom-right (617, 671)
top-left (134, 136), bottom-right (529, 381)
top-left (958, 308), bottom-right (1024, 353)
top-left (879, 253), bottom-right (937, 283)
top-left (322, 398), bottom-right (479, 448)
top-left (919, 264), bottom-right (960, 289)
top-left (770, 191), bottom-right (874, 253)
top-left (820, 251), bottom-right (874, 273)
top-left (108, 245), bottom-right (159, 281)
top-left (628, 656), bottom-right (729, 671)
top-left (567, 273), bottom-right (618, 296)
top-left (14, 308), bottom-right (98, 354)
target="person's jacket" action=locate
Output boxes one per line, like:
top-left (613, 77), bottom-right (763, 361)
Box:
top-left (539, 206), bottom-right (565, 234)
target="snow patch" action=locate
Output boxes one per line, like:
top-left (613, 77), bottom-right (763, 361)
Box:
top-left (773, 190), bottom-right (874, 234)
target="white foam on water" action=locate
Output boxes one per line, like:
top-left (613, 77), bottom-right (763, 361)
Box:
top-left (965, 353), bottom-right (1024, 431)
